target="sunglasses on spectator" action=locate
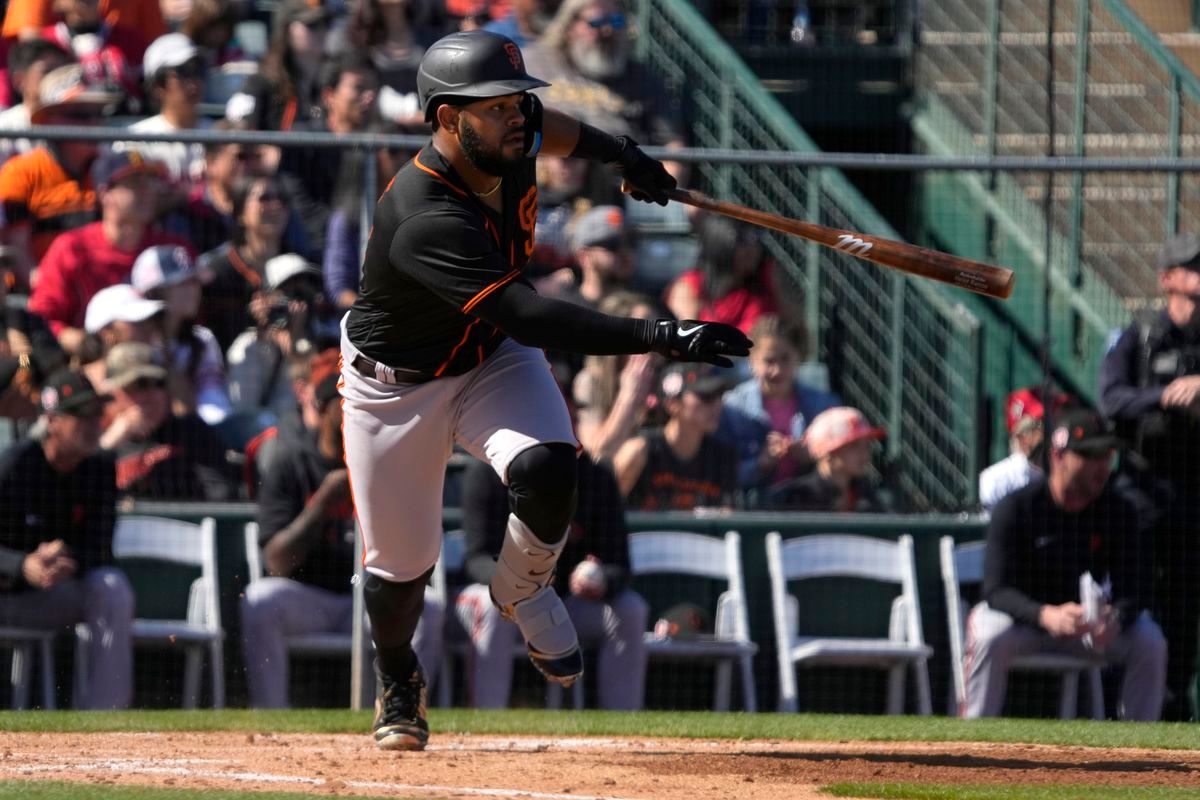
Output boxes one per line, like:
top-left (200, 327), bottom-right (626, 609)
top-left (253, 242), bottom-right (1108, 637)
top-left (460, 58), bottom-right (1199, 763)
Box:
top-left (300, 19), bottom-right (329, 31)
top-left (128, 377), bottom-right (166, 392)
top-left (54, 107), bottom-right (99, 122)
top-left (583, 12), bottom-right (626, 29)
top-left (693, 390), bottom-right (724, 404)
top-left (232, 148), bottom-right (262, 162)
top-left (255, 191), bottom-right (284, 204)
top-left (168, 60), bottom-right (206, 81)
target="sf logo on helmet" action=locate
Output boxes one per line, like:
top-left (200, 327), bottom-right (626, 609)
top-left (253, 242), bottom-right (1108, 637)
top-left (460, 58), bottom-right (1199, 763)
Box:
top-left (504, 43), bottom-right (523, 70)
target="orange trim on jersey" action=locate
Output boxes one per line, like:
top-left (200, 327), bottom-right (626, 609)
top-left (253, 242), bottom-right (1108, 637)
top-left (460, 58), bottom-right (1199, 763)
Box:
top-left (226, 247), bottom-right (262, 288)
top-left (280, 98), bottom-right (298, 132)
top-left (413, 151), bottom-right (468, 199)
top-left (461, 268), bottom-right (520, 314)
top-left (435, 318), bottom-right (480, 377)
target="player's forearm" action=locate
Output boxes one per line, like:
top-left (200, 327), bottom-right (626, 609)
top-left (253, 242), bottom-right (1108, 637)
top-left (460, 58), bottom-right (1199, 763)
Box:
top-left (538, 108), bottom-right (581, 157)
top-left (477, 281), bottom-right (655, 356)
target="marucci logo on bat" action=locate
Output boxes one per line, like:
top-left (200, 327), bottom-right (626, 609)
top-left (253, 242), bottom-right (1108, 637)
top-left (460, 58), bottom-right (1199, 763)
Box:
top-left (835, 234), bottom-right (874, 255)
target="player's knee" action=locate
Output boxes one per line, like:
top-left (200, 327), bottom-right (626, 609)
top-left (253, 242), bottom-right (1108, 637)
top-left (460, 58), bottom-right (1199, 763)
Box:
top-left (507, 442), bottom-right (578, 543)
top-left (363, 570), bottom-right (431, 649)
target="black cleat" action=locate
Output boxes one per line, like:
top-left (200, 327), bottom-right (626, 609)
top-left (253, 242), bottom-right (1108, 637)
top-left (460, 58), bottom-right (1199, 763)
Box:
top-left (373, 663), bottom-right (429, 751)
top-left (527, 644), bottom-right (584, 687)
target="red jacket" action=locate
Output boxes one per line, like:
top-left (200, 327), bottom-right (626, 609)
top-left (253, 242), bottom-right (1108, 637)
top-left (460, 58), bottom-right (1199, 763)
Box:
top-left (29, 222), bottom-right (192, 334)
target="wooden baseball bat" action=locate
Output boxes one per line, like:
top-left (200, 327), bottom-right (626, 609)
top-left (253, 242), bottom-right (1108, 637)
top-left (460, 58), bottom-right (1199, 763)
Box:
top-left (665, 187), bottom-right (1015, 300)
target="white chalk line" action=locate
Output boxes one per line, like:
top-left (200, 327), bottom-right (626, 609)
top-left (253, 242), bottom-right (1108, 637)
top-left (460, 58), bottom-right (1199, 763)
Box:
top-left (0, 756), bottom-right (644, 800)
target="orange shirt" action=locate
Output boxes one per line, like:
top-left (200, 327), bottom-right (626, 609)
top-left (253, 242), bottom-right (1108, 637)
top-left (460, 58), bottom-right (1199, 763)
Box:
top-left (3, 0), bottom-right (165, 42)
top-left (0, 147), bottom-right (97, 264)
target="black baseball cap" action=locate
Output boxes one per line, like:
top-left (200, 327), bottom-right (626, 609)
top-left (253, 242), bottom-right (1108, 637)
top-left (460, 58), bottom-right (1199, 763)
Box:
top-left (1156, 233), bottom-right (1200, 271)
top-left (39, 369), bottom-right (110, 417)
top-left (1048, 408), bottom-right (1121, 457)
top-left (659, 363), bottom-right (727, 400)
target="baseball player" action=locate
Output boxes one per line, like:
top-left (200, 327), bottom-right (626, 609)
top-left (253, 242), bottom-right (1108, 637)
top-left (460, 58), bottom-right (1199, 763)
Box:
top-left (339, 30), bottom-right (752, 751)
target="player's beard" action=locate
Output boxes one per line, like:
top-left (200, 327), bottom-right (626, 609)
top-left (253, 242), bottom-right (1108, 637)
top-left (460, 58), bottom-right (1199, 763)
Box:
top-left (459, 117), bottom-right (523, 178)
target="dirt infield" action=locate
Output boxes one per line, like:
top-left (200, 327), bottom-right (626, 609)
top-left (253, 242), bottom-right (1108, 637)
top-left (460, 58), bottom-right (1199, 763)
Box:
top-left (0, 732), bottom-right (1198, 799)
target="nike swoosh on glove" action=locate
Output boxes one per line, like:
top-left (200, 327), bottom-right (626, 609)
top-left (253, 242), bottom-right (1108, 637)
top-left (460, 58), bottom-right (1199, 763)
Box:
top-left (648, 319), bottom-right (753, 368)
top-left (613, 135), bottom-right (676, 205)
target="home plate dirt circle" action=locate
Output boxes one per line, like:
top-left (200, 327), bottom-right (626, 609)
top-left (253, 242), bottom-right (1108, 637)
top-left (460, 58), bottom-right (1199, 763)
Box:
top-left (0, 732), bottom-right (1197, 799)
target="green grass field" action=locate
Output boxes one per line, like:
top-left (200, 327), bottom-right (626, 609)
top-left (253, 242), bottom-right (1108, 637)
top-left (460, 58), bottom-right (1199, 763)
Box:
top-left (0, 708), bottom-right (1196, 750)
top-left (0, 710), bottom-right (1197, 800)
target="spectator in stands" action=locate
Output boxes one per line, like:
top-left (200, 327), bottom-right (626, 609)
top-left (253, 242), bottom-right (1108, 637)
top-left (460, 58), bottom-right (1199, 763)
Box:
top-left (117, 33), bottom-right (210, 185)
top-left (0, 317), bottom-right (66, 419)
top-left (131, 245), bottom-right (230, 426)
top-left (226, 254), bottom-right (330, 420)
top-left (556, 204), bottom-right (632, 308)
top-left (524, 0), bottom-right (685, 149)
top-left (1099, 232), bottom-right (1200, 720)
top-left (345, 0), bottom-right (432, 128)
top-left (277, 52), bottom-right (381, 254)
top-left (765, 405), bottom-right (891, 512)
top-left (718, 314), bottom-right (839, 495)
top-left (199, 174), bottom-right (293, 352)
top-left (613, 362), bottom-right (738, 510)
top-left (0, 39), bottom-right (71, 163)
top-left (529, 155), bottom-right (587, 273)
top-left (0, 64), bottom-right (119, 288)
top-left (0, 368), bottom-right (132, 709)
top-left (226, 0), bottom-right (336, 130)
top-left (242, 348), bottom-right (443, 707)
top-left (28, 150), bottom-right (188, 356)
top-left (42, 0), bottom-right (148, 107)
top-left (456, 446), bottom-right (647, 709)
top-left (979, 386), bottom-right (1070, 512)
top-left (963, 408), bottom-right (1166, 721)
top-left (179, 0), bottom-right (243, 66)
top-left (572, 290), bottom-right (661, 461)
top-left (80, 283), bottom-right (165, 391)
top-left (100, 341), bottom-right (236, 500)
top-left (485, 0), bottom-right (560, 46)
top-left (3, 0), bottom-right (165, 44)
top-left (665, 215), bottom-right (783, 336)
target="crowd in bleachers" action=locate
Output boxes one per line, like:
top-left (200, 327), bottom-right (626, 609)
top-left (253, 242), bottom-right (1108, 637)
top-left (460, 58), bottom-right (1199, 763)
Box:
top-left (0, 0), bottom-right (1193, 723)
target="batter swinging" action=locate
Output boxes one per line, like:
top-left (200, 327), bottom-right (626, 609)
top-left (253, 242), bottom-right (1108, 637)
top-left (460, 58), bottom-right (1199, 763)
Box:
top-left (339, 30), bottom-right (752, 751)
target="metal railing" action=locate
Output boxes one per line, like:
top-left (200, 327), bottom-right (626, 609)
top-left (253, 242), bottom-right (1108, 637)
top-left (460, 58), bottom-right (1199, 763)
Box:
top-left (641, 0), bottom-right (983, 511)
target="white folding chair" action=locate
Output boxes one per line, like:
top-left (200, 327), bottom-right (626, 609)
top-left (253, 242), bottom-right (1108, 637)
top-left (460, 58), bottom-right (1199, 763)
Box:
top-left (627, 531), bottom-right (758, 712)
top-left (438, 529), bottom-right (583, 709)
top-left (767, 532), bottom-right (933, 715)
top-left (244, 522), bottom-right (375, 709)
top-left (77, 516), bottom-right (224, 709)
top-left (939, 536), bottom-right (1104, 720)
top-left (0, 628), bottom-right (56, 709)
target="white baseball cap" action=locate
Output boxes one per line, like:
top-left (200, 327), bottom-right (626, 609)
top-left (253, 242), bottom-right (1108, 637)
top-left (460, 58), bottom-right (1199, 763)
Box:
top-left (265, 254), bottom-right (322, 291)
top-left (143, 33), bottom-right (202, 81)
top-left (85, 284), bottom-right (165, 334)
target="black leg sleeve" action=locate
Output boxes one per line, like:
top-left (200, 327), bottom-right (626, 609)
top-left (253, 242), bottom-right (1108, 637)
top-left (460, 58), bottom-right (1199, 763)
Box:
top-left (363, 569), bottom-right (431, 676)
top-left (506, 442), bottom-right (579, 544)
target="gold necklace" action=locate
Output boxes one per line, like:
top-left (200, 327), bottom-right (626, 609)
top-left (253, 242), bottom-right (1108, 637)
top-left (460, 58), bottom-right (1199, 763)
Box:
top-left (474, 177), bottom-right (503, 198)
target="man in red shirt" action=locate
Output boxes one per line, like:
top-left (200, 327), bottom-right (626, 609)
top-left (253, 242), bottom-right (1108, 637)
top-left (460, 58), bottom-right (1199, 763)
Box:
top-left (29, 150), bottom-right (192, 356)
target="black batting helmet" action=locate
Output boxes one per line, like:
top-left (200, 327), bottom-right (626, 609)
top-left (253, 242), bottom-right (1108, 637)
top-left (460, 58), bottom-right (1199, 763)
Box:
top-left (417, 31), bottom-right (550, 122)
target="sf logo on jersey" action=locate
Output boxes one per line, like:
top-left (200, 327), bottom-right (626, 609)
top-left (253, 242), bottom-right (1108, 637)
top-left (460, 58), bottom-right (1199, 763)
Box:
top-left (518, 187), bottom-right (538, 257)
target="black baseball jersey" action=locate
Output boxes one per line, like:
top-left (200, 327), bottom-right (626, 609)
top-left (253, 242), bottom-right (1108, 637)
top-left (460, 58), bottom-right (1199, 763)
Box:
top-left (345, 140), bottom-right (542, 377)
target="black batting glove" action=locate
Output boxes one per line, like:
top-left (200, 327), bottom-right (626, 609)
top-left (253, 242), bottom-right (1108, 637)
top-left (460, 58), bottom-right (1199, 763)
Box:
top-left (613, 136), bottom-right (676, 206)
top-left (648, 319), bottom-right (753, 368)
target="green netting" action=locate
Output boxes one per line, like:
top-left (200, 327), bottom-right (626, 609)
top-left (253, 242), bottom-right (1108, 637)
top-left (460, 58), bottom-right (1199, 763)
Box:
top-left (641, 0), bottom-right (983, 509)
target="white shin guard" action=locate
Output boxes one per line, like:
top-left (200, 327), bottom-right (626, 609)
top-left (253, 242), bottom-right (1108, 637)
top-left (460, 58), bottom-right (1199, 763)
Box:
top-left (489, 514), bottom-right (566, 608)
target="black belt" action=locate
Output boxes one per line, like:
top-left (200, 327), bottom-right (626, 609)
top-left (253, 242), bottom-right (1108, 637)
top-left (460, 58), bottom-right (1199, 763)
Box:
top-left (350, 354), bottom-right (435, 385)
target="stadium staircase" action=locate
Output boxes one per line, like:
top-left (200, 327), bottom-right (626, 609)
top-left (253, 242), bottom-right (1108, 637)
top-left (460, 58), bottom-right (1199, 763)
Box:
top-left (642, 0), bottom-right (985, 510)
top-left (914, 0), bottom-right (1200, 456)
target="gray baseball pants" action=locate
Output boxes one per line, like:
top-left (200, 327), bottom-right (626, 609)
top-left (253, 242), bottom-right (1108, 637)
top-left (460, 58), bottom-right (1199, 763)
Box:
top-left (452, 583), bottom-right (648, 709)
top-left (963, 602), bottom-right (1167, 721)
